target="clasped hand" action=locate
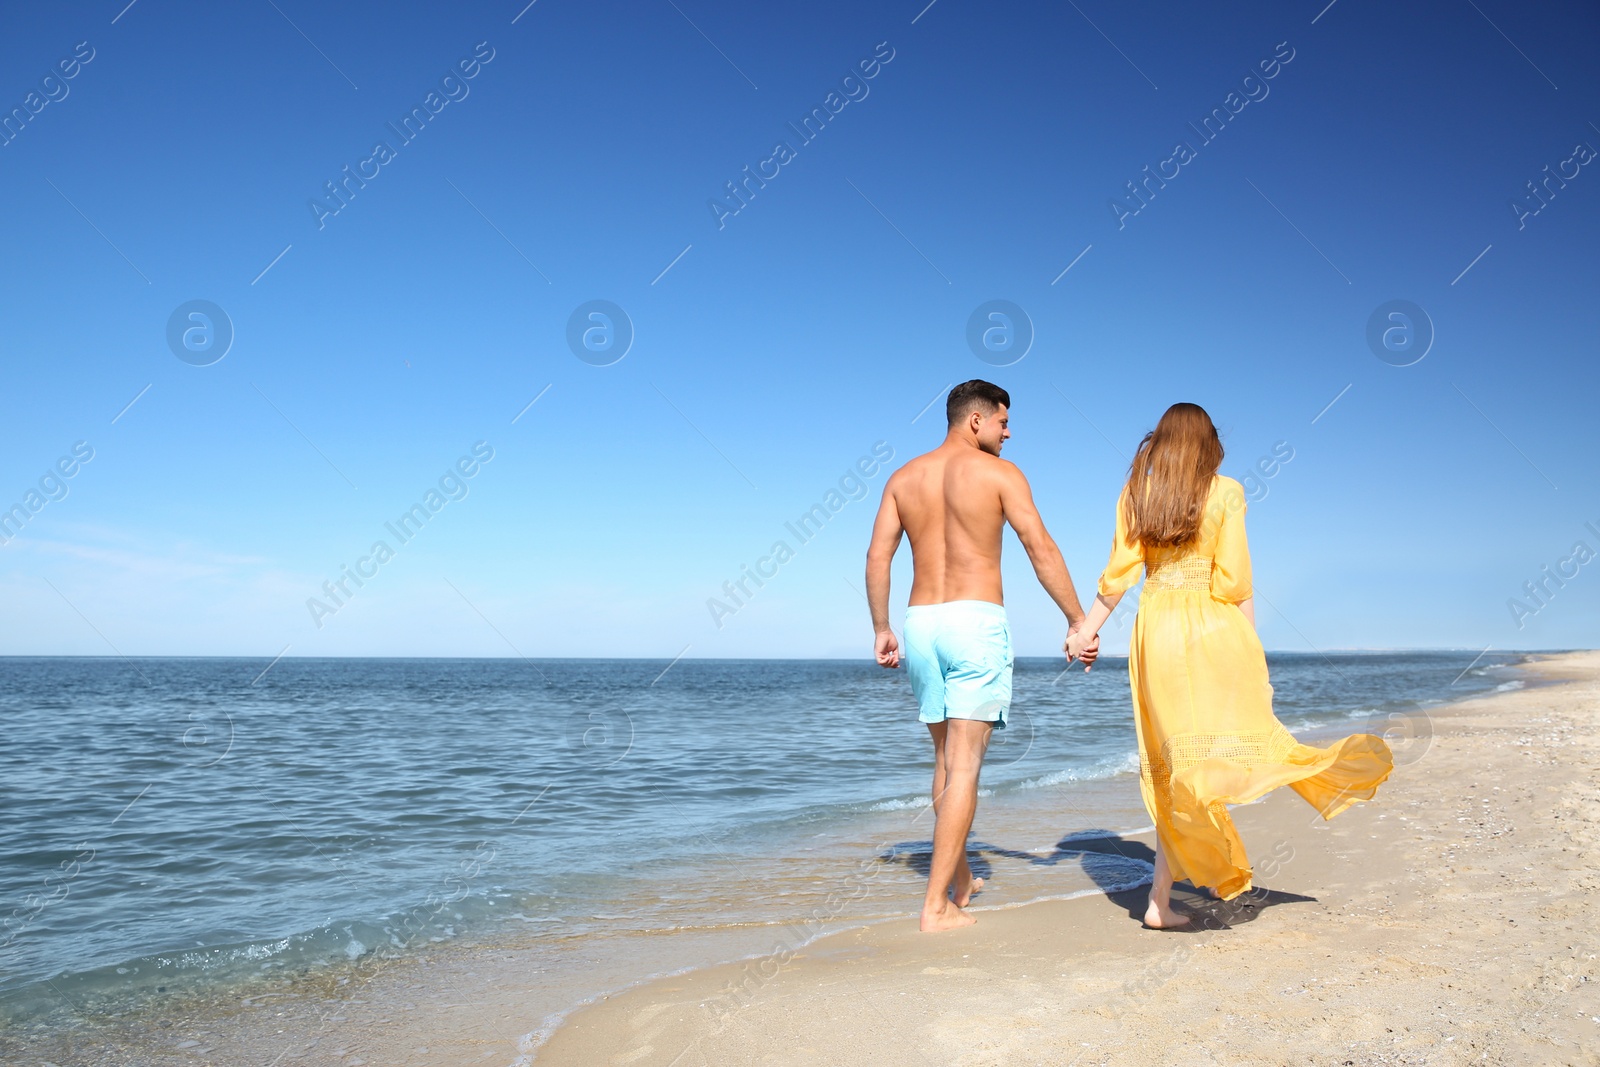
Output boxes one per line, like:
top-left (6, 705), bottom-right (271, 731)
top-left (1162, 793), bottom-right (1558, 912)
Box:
top-left (1065, 626), bottom-right (1100, 671)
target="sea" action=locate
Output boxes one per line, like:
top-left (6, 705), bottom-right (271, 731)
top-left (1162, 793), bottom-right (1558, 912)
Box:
top-left (0, 651), bottom-right (1532, 1060)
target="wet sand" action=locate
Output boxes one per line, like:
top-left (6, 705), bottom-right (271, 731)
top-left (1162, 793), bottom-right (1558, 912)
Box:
top-left (534, 652), bottom-right (1600, 1066)
top-left (11, 653), bottom-right (1593, 1067)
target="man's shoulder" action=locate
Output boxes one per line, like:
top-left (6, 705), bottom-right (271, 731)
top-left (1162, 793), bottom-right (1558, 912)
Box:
top-left (976, 452), bottom-right (1024, 481)
top-left (896, 446), bottom-right (1018, 484)
top-left (951, 452), bottom-right (1024, 501)
top-left (886, 450), bottom-right (934, 482)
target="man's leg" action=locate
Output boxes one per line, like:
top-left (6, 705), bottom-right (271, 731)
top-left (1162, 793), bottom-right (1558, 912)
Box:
top-left (921, 718), bottom-right (991, 932)
top-left (927, 722), bottom-right (983, 908)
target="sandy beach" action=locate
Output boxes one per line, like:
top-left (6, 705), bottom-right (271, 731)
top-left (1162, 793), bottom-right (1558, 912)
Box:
top-left (532, 651), bottom-right (1600, 1067)
top-left (11, 652), bottom-right (1594, 1067)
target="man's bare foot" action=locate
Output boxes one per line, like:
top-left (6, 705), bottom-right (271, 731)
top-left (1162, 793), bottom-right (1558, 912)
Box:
top-left (953, 875), bottom-right (984, 908)
top-left (1142, 897), bottom-right (1191, 929)
top-left (920, 902), bottom-right (978, 932)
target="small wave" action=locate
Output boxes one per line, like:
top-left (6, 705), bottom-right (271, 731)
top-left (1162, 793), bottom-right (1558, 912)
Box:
top-left (1495, 680), bottom-right (1524, 692)
top-left (1017, 750), bottom-right (1138, 789)
top-left (969, 872), bottom-right (1156, 915)
top-left (864, 796), bottom-right (924, 812)
top-left (865, 787), bottom-right (991, 812)
top-left (1285, 706), bottom-right (1391, 733)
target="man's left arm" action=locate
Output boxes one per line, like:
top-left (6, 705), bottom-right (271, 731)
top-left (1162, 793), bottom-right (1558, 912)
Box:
top-left (997, 464), bottom-right (1099, 664)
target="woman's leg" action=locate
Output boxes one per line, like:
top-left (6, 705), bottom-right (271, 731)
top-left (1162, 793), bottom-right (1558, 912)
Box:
top-left (1144, 836), bottom-right (1191, 929)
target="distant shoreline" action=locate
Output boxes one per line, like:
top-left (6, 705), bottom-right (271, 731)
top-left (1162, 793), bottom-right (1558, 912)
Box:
top-left (0, 649), bottom-right (1571, 660)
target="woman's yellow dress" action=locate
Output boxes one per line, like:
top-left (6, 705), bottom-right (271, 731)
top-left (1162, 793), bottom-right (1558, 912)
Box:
top-left (1098, 476), bottom-right (1394, 900)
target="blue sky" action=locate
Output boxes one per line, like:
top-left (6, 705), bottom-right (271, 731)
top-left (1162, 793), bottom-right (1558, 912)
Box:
top-left (0, 0), bottom-right (1594, 659)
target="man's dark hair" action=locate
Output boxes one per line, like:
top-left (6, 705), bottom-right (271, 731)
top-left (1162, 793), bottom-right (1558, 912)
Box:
top-left (945, 380), bottom-right (1010, 428)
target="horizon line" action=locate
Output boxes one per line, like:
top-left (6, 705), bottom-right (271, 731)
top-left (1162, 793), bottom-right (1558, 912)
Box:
top-left (0, 648), bottom-right (1565, 661)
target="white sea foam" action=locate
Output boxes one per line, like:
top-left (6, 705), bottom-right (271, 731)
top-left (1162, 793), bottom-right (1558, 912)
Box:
top-left (864, 796), bottom-right (924, 812)
top-left (865, 752), bottom-right (1137, 813)
top-left (966, 873), bottom-right (1156, 914)
top-left (865, 787), bottom-right (992, 812)
top-left (1017, 750), bottom-right (1139, 789)
top-left (1285, 706), bottom-right (1388, 733)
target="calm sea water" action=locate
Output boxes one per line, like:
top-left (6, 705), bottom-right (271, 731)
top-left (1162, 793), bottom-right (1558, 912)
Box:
top-left (0, 651), bottom-right (1528, 1032)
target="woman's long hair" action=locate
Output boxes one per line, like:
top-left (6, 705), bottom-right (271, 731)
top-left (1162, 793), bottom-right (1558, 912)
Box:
top-left (1121, 403), bottom-right (1224, 549)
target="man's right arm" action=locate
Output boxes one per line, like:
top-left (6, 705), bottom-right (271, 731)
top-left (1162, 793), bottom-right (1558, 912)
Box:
top-left (997, 463), bottom-right (1087, 627)
top-left (865, 480), bottom-right (903, 668)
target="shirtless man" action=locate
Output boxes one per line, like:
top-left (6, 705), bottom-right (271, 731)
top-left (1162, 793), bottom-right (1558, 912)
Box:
top-left (866, 380), bottom-right (1099, 932)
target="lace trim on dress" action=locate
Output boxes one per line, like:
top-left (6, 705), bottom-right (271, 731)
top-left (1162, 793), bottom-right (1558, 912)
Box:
top-left (1143, 554), bottom-right (1213, 592)
top-left (1141, 726), bottom-right (1301, 791)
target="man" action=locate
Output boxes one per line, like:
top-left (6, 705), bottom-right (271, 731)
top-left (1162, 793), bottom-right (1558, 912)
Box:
top-left (866, 380), bottom-right (1098, 932)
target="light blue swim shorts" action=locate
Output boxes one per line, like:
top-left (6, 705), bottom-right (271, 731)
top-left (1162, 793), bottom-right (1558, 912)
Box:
top-left (903, 600), bottom-right (1013, 730)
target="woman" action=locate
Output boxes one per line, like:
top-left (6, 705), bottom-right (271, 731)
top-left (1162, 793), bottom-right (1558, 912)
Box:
top-left (1067, 403), bottom-right (1392, 928)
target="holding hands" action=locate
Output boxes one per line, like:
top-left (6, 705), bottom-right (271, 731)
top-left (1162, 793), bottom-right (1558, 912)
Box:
top-left (1065, 591), bottom-right (1123, 673)
top-left (1066, 623), bottom-right (1100, 670)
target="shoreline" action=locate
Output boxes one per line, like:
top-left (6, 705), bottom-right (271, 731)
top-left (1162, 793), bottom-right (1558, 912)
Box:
top-left (513, 871), bottom-right (1174, 1060)
top-left (0, 652), bottom-right (1516, 1036)
top-left (2, 651), bottom-right (1583, 1066)
top-left (532, 651), bottom-right (1599, 1066)
top-left (0, 732), bottom-right (1162, 1067)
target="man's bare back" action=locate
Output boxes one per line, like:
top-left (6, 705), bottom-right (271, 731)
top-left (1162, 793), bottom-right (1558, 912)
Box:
top-left (868, 398), bottom-right (1089, 643)
top-left (892, 443), bottom-right (1015, 608)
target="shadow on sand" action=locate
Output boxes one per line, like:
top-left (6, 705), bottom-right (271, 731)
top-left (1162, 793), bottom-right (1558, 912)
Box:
top-left (880, 828), bottom-right (1316, 931)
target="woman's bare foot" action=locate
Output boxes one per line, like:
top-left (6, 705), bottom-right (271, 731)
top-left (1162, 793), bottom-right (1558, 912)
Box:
top-left (953, 875), bottom-right (985, 908)
top-left (920, 901), bottom-right (978, 932)
top-left (1142, 839), bottom-right (1189, 928)
top-left (1142, 896), bottom-right (1191, 929)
